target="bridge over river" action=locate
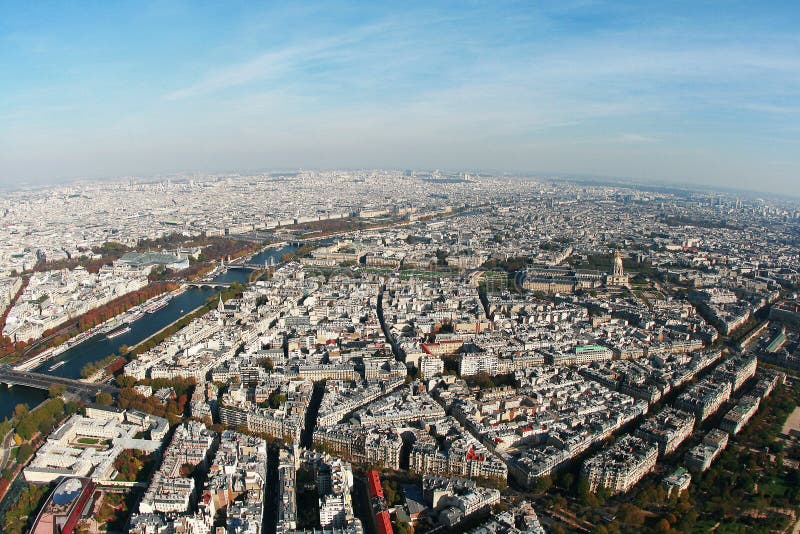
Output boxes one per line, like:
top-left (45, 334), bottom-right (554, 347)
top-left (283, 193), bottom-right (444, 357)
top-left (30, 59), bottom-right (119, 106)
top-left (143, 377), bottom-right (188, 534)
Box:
top-left (185, 281), bottom-right (233, 289)
top-left (0, 367), bottom-right (119, 399)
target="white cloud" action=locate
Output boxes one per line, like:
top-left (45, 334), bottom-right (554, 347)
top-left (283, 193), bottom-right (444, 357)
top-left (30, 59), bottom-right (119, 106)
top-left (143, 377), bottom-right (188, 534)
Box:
top-left (162, 23), bottom-right (390, 101)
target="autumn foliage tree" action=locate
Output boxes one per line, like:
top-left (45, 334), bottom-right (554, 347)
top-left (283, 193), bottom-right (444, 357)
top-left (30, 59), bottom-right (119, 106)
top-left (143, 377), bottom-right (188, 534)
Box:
top-left (77, 282), bottom-right (177, 331)
top-left (1, 282), bottom-right (177, 361)
top-left (117, 377), bottom-right (194, 425)
top-left (114, 449), bottom-right (151, 482)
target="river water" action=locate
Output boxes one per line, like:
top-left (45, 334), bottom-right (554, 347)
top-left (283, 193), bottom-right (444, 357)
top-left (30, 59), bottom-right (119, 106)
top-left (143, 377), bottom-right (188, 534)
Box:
top-left (0, 244), bottom-right (298, 421)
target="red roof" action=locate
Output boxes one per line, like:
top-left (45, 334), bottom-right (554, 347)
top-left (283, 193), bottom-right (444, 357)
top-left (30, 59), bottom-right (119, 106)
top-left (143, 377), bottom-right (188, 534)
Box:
top-left (465, 446), bottom-right (484, 462)
top-left (367, 470), bottom-right (384, 500)
top-left (376, 511), bottom-right (393, 534)
top-left (420, 339), bottom-right (461, 354)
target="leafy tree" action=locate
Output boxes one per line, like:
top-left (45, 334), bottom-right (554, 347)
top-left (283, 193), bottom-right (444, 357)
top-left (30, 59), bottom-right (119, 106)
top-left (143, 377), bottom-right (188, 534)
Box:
top-left (381, 479), bottom-right (402, 505)
top-left (95, 392), bottom-right (113, 406)
top-left (179, 463), bottom-right (196, 478)
top-left (13, 404), bottom-right (28, 419)
top-left (37, 419), bottom-right (52, 436)
top-left (654, 518), bottom-right (671, 533)
top-left (617, 503), bottom-right (645, 528)
top-left (65, 401), bottom-right (80, 415)
top-left (116, 375), bottom-right (136, 388)
top-left (15, 398), bottom-right (64, 440)
top-left (558, 471), bottom-right (575, 490)
top-left (17, 443), bottom-right (34, 463)
top-left (256, 357), bottom-right (274, 371)
top-left (532, 475), bottom-right (553, 494)
top-left (2, 483), bottom-right (49, 534)
top-left (269, 392), bottom-right (288, 409)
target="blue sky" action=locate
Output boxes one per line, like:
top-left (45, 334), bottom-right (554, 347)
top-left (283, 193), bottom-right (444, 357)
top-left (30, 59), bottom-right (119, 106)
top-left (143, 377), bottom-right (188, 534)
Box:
top-left (1, 1), bottom-right (799, 194)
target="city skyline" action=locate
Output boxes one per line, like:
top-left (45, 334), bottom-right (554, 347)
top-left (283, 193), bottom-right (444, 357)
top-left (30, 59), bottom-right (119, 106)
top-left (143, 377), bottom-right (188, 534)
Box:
top-left (3, 2), bottom-right (800, 528)
top-left (2, 171), bottom-right (798, 533)
top-left (2, 1), bottom-right (799, 195)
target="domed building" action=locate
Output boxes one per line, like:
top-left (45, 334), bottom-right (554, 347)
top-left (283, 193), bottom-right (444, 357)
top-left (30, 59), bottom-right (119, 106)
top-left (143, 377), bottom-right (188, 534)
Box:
top-left (606, 250), bottom-right (630, 287)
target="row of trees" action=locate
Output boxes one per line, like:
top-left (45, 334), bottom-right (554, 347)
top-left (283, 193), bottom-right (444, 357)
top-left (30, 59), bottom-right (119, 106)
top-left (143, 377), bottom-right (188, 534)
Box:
top-left (130, 284), bottom-right (243, 356)
top-left (27, 234), bottom-right (258, 281)
top-left (196, 237), bottom-right (259, 262)
top-left (30, 234), bottom-right (261, 279)
top-left (286, 216), bottom-right (368, 235)
top-left (0, 281), bottom-right (176, 361)
top-left (13, 397), bottom-right (76, 441)
top-left (130, 307), bottom-right (207, 355)
top-left (661, 215), bottom-right (740, 230)
top-left (26, 240), bottom-right (129, 275)
top-left (137, 232), bottom-right (260, 262)
top-left (0, 395), bottom-right (81, 530)
top-left (77, 282), bottom-right (177, 331)
top-left (4, 233), bottom-right (260, 358)
top-left (2, 482), bottom-right (50, 534)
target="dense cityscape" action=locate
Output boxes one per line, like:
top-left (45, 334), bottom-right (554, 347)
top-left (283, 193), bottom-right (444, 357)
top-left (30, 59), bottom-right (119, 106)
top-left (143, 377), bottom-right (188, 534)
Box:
top-left (0, 171), bottom-right (797, 533)
top-left (5, 0), bottom-right (800, 531)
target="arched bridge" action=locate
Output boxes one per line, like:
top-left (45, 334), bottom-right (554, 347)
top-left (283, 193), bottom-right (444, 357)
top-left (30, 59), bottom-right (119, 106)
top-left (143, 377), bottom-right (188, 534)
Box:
top-left (185, 282), bottom-right (232, 289)
top-left (0, 367), bottom-right (119, 399)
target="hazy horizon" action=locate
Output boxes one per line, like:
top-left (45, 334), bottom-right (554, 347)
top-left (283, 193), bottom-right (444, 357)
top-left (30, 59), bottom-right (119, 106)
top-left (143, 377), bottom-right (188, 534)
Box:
top-left (2, 1), bottom-right (799, 195)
